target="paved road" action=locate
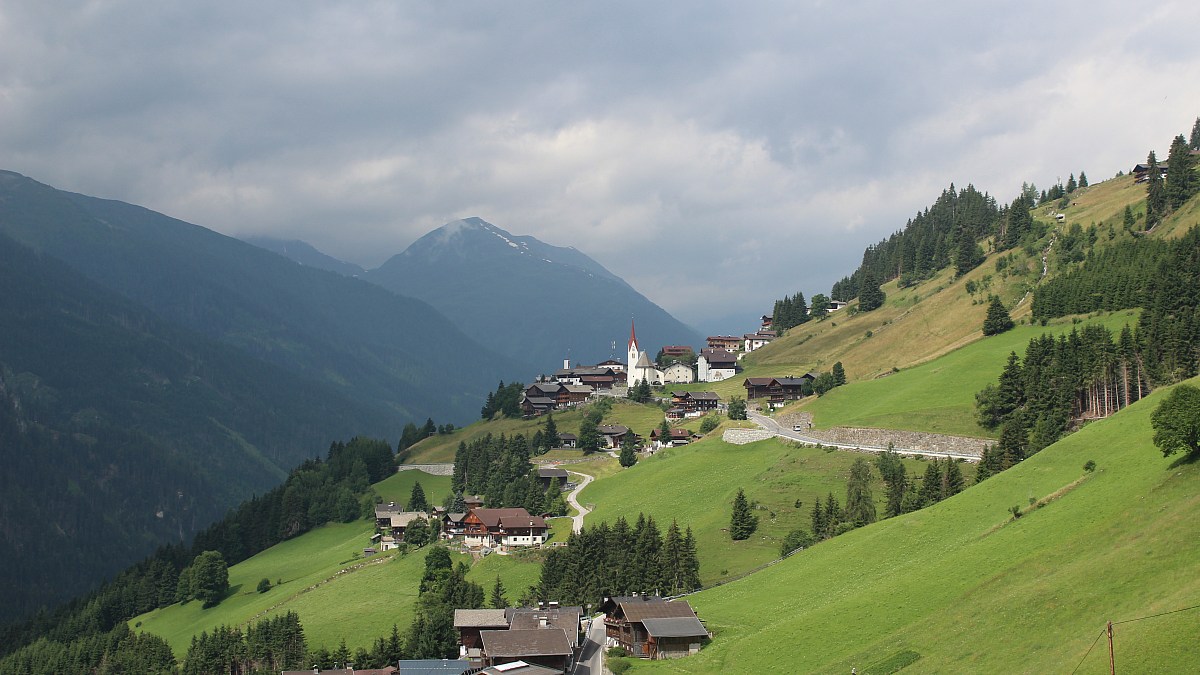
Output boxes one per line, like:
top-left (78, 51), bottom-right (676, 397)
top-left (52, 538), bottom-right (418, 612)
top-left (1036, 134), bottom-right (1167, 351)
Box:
top-left (748, 411), bottom-right (981, 462)
top-left (572, 612), bottom-right (607, 675)
top-left (564, 470), bottom-right (595, 533)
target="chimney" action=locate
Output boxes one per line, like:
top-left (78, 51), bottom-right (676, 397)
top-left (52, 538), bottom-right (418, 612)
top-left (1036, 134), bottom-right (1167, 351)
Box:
top-left (564, 358), bottom-right (570, 369)
top-left (549, 601), bottom-right (559, 608)
top-left (539, 617), bottom-right (548, 628)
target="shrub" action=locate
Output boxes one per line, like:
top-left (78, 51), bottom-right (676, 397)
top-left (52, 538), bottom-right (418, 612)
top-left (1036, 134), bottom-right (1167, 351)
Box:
top-left (257, 578), bottom-right (272, 593)
top-left (607, 647), bottom-right (628, 658)
top-left (1083, 460), bottom-right (1096, 472)
top-left (609, 657), bottom-right (632, 675)
top-left (699, 415), bottom-right (720, 433)
top-left (1009, 505), bottom-right (1022, 519)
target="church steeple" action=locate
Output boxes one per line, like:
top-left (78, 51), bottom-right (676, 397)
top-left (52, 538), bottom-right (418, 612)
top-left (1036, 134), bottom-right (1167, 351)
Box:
top-left (626, 319), bottom-right (640, 388)
top-left (628, 319), bottom-right (638, 351)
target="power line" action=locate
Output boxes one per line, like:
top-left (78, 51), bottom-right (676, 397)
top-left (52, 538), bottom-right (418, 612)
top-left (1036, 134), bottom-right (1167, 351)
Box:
top-left (1112, 602), bottom-right (1200, 626)
top-left (1070, 629), bottom-right (1106, 675)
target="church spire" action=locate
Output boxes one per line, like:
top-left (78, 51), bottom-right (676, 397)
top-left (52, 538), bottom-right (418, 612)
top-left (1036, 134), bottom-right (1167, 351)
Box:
top-left (628, 318), bottom-right (638, 350)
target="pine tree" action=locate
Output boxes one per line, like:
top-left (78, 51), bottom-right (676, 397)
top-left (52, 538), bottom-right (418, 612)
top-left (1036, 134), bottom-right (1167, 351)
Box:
top-left (1123, 205), bottom-right (1136, 231)
top-left (982, 295), bottom-right (1014, 336)
top-left (543, 414), bottom-right (559, 449)
top-left (832, 361), bottom-right (847, 387)
top-left (682, 526), bottom-right (701, 591)
top-left (1166, 134), bottom-right (1197, 209)
top-left (1145, 150), bottom-right (1166, 229)
top-left (658, 520), bottom-right (685, 595)
top-left (823, 492), bottom-right (841, 538)
top-left (619, 432), bottom-right (638, 468)
top-left (919, 461), bottom-right (942, 507)
top-left (407, 481), bottom-right (428, 512)
top-left (844, 458), bottom-right (876, 527)
top-left (955, 229), bottom-right (985, 277)
top-left (810, 497), bottom-right (827, 540)
top-left (489, 575), bottom-right (508, 609)
top-left (729, 488), bottom-right (758, 541)
top-left (1191, 117), bottom-right (1200, 150)
top-left (578, 417), bottom-right (601, 454)
top-left (858, 268), bottom-right (886, 312)
top-left (942, 460), bottom-right (964, 499)
top-left (1066, 173), bottom-right (1077, 193)
top-left (1078, 171), bottom-right (1088, 188)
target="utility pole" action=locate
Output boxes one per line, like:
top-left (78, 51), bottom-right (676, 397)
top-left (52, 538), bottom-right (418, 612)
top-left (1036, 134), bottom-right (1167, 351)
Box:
top-left (1107, 620), bottom-right (1116, 675)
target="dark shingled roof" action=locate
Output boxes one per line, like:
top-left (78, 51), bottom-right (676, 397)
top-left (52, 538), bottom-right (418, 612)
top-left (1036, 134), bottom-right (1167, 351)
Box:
top-left (641, 616), bottom-right (708, 638)
top-left (508, 606), bottom-right (583, 634)
top-left (480, 628), bottom-right (572, 657)
top-left (616, 597), bottom-right (699, 622)
top-left (537, 467), bottom-right (569, 480)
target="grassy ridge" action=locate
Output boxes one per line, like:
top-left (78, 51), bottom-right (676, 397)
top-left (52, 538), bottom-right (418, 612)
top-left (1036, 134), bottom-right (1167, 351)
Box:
top-left (632, 378), bottom-right (1200, 673)
top-left (798, 310), bottom-right (1140, 437)
top-left (582, 438), bottom-right (931, 586)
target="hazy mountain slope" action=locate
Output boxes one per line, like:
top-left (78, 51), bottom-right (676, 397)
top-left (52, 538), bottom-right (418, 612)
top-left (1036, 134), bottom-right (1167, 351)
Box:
top-left (366, 217), bottom-right (702, 367)
top-left (0, 171), bottom-right (525, 424)
top-left (242, 236), bottom-right (366, 277)
top-left (0, 232), bottom-right (394, 622)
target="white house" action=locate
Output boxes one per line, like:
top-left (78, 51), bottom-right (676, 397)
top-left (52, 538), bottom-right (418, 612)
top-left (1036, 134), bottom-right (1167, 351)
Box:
top-left (661, 361), bottom-right (695, 384)
top-left (697, 348), bottom-right (738, 382)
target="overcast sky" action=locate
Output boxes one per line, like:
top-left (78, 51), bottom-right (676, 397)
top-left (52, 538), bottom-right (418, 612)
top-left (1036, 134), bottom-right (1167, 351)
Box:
top-left (3, 2), bottom-right (1199, 333)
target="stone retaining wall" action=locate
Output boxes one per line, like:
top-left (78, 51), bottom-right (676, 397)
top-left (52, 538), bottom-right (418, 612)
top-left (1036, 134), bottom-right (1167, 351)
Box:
top-left (722, 428), bottom-right (775, 445)
top-left (397, 463), bottom-right (455, 476)
top-left (777, 412), bottom-right (989, 458)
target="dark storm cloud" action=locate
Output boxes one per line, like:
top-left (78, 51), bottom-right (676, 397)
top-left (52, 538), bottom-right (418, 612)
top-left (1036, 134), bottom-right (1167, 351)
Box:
top-left (2, 1), bottom-right (1199, 327)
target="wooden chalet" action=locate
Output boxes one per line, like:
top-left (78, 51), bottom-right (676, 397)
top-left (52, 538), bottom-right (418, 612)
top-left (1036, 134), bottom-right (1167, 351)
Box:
top-left (479, 629), bottom-right (573, 671)
top-left (527, 382), bottom-right (569, 406)
top-left (555, 366), bottom-right (619, 390)
top-left (660, 345), bottom-right (693, 357)
top-left (536, 467), bottom-right (569, 490)
top-left (461, 508), bottom-right (548, 549)
top-left (743, 330), bottom-right (777, 352)
top-left (742, 375), bottom-right (813, 406)
top-left (380, 511), bottom-right (428, 541)
top-left (521, 395), bottom-right (557, 417)
top-left (556, 432), bottom-right (577, 448)
top-left (670, 391), bottom-right (720, 417)
top-left (706, 335), bottom-right (742, 351)
top-left (562, 385), bottom-right (594, 404)
top-left (597, 424), bottom-right (631, 448)
top-left (374, 502), bottom-right (403, 528)
top-left (442, 512), bottom-right (468, 539)
top-left (600, 596), bottom-right (708, 660)
top-left (649, 427), bottom-right (692, 447)
top-left (465, 495), bottom-right (485, 510)
top-left (1132, 161), bottom-right (1169, 183)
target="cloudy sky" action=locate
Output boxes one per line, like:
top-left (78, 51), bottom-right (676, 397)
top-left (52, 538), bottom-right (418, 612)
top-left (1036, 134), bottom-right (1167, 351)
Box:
top-left (3, 2), bottom-right (1199, 333)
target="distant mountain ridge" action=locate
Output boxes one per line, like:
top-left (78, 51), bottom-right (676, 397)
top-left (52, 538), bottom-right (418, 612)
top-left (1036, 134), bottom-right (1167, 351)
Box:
top-left (364, 217), bottom-right (703, 368)
top-left (243, 236), bottom-right (366, 277)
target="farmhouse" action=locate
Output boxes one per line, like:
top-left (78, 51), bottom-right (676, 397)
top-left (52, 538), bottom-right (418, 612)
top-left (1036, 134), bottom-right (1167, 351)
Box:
top-left (649, 427), bottom-right (692, 448)
top-left (670, 391), bottom-right (720, 417)
top-left (600, 596), bottom-right (709, 660)
top-left (661, 361), bottom-right (695, 384)
top-left (536, 467), bottom-right (569, 490)
top-left (460, 508), bottom-right (548, 550)
top-left (455, 608), bottom-right (510, 660)
top-left (697, 348), bottom-right (738, 382)
top-left (597, 424), bottom-right (632, 448)
top-left (705, 335), bottom-right (742, 351)
top-left (743, 331), bottom-right (777, 352)
top-left (742, 375), bottom-right (813, 406)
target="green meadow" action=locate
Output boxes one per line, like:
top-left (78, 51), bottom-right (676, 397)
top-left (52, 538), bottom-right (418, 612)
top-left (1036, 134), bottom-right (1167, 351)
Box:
top-left (582, 437), bottom-right (931, 586)
top-left (798, 310), bottom-right (1140, 437)
top-left (628, 378), bottom-right (1200, 673)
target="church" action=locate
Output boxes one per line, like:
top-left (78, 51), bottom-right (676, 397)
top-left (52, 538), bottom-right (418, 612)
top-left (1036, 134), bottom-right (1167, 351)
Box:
top-left (626, 320), bottom-right (664, 387)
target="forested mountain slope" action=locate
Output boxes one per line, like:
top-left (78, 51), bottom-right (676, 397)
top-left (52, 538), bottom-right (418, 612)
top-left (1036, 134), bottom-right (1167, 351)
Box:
top-left (0, 232), bottom-right (390, 621)
top-left (0, 171), bottom-right (526, 425)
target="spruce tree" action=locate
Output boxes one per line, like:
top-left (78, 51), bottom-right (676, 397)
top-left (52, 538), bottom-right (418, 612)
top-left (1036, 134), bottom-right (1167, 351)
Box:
top-left (918, 461), bottom-right (943, 506)
top-left (810, 498), bottom-right (827, 540)
top-left (982, 295), bottom-right (1014, 336)
top-left (682, 526), bottom-right (701, 591)
top-left (942, 460), bottom-right (964, 499)
top-left (858, 268), bottom-right (886, 312)
top-left (844, 458), bottom-right (877, 527)
top-left (955, 230), bottom-right (985, 277)
top-left (489, 575), bottom-right (508, 609)
top-left (1191, 117), bottom-right (1200, 150)
top-left (578, 417), bottom-right (601, 454)
top-left (1145, 150), bottom-right (1166, 229)
top-left (1078, 170), bottom-right (1088, 188)
top-left (619, 432), bottom-right (638, 468)
top-left (407, 481), bottom-right (428, 512)
top-left (729, 488), bottom-right (757, 540)
top-left (823, 492), bottom-right (841, 538)
top-left (1066, 173), bottom-right (1077, 193)
top-left (832, 361), bottom-right (847, 387)
top-left (543, 414), bottom-right (559, 449)
top-left (1123, 205), bottom-right (1136, 231)
top-left (1166, 134), bottom-right (1197, 209)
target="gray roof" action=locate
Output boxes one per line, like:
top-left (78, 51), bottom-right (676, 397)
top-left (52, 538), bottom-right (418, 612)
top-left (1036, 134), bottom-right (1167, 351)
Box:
top-left (641, 616), bottom-right (708, 638)
top-left (479, 662), bottom-right (563, 675)
top-left (523, 396), bottom-right (556, 405)
top-left (394, 661), bottom-right (475, 675)
top-left (597, 424), bottom-right (629, 435)
top-left (480, 628), bottom-right (572, 657)
top-left (508, 606), bottom-right (583, 634)
top-left (537, 467), bottom-right (569, 479)
top-left (454, 608), bottom-right (510, 628)
top-left (690, 391), bottom-right (720, 400)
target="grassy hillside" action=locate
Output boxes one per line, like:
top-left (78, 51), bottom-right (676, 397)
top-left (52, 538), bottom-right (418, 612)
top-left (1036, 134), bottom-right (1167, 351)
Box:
top-left (581, 437), bottom-right (932, 586)
top-left (797, 310), bottom-right (1140, 437)
top-left (631, 378), bottom-right (1200, 673)
top-left (132, 469), bottom-right (543, 657)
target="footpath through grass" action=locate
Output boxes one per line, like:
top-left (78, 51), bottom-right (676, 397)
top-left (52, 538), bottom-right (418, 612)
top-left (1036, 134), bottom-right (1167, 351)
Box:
top-left (631, 378), bottom-right (1200, 673)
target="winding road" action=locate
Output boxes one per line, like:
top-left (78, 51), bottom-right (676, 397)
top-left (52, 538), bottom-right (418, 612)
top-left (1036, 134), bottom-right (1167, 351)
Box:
top-left (564, 470), bottom-right (594, 533)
